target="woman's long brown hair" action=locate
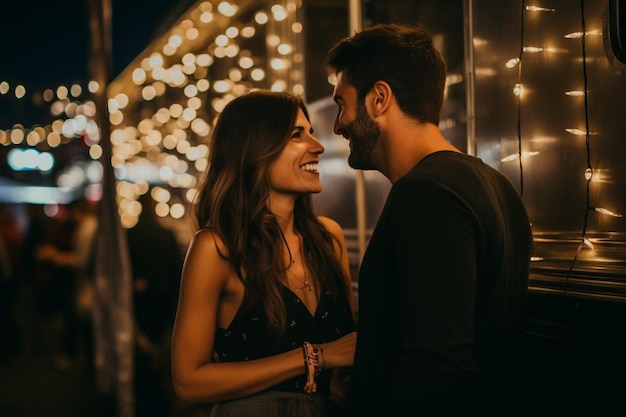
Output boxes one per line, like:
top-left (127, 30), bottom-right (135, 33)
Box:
top-left (194, 90), bottom-right (351, 335)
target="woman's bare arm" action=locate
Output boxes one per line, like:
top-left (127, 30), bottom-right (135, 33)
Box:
top-left (171, 228), bottom-right (355, 403)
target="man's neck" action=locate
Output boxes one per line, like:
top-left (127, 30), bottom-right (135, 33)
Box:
top-left (383, 122), bottom-right (461, 183)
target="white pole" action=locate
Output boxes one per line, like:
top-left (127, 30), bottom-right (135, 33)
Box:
top-left (463, 0), bottom-right (476, 156)
top-left (348, 0), bottom-right (367, 264)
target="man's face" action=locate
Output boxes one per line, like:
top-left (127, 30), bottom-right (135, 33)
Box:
top-left (332, 72), bottom-right (381, 170)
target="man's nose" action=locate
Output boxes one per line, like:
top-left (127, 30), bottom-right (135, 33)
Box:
top-left (333, 117), bottom-right (344, 136)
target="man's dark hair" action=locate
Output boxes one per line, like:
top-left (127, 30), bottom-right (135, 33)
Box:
top-left (326, 23), bottom-right (447, 125)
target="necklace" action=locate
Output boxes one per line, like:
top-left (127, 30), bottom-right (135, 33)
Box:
top-left (283, 234), bottom-right (314, 292)
top-left (293, 251), bottom-right (314, 292)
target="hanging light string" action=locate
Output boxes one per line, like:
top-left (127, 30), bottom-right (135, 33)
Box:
top-left (566, 0), bottom-right (592, 282)
top-left (516, 0), bottom-right (526, 197)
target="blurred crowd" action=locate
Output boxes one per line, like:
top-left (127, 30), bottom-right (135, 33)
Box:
top-left (0, 196), bottom-right (185, 417)
top-left (0, 200), bottom-right (98, 365)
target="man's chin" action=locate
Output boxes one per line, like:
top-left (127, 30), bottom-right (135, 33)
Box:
top-left (347, 154), bottom-right (372, 170)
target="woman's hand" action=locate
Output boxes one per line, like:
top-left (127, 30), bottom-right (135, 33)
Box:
top-left (303, 332), bottom-right (357, 394)
top-left (322, 332), bottom-right (357, 369)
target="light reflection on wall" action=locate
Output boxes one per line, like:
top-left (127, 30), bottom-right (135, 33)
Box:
top-left (472, 0), bottom-right (626, 277)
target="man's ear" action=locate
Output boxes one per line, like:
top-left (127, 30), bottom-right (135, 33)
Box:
top-left (370, 81), bottom-right (392, 115)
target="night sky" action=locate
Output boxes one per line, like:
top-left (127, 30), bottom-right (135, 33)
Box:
top-left (0, 0), bottom-right (191, 129)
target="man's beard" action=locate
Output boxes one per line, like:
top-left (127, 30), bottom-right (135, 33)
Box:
top-left (345, 102), bottom-right (381, 170)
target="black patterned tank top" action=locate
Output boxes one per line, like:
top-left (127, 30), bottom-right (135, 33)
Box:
top-left (213, 285), bottom-right (355, 393)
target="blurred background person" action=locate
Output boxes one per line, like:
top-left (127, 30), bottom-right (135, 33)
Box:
top-left (0, 204), bottom-right (23, 359)
top-left (126, 191), bottom-right (183, 417)
top-left (35, 198), bottom-right (98, 369)
top-left (11, 204), bottom-right (51, 358)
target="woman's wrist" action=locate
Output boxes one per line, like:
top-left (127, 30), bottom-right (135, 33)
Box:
top-left (302, 341), bottom-right (324, 386)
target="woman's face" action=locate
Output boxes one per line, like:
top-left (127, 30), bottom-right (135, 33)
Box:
top-left (266, 108), bottom-right (325, 197)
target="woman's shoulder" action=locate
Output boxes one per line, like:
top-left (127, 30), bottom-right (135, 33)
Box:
top-left (317, 216), bottom-right (342, 235)
top-left (316, 217), bottom-right (348, 247)
top-left (188, 228), bottom-right (230, 260)
top-left (183, 228), bottom-right (233, 289)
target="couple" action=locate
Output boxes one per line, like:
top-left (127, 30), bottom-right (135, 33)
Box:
top-left (171, 23), bottom-right (533, 417)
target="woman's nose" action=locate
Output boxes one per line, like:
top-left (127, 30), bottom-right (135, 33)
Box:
top-left (309, 135), bottom-right (325, 154)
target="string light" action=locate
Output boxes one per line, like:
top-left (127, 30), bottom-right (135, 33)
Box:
top-left (593, 207), bottom-right (622, 218)
top-left (106, 0), bottom-right (304, 226)
top-left (511, 0), bottom-right (527, 196)
top-left (0, 77), bottom-right (98, 178)
top-left (513, 1), bottom-right (621, 306)
top-left (500, 151), bottom-right (539, 163)
top-left (0, 0), bottom-right (305, 227)
top-left (560, 0), bottom-right (623, 287)
top-left (525, 5), bottom-right (555, 12)
top-left (523, 46), bottom-right (543, 53)
top-left (564, 29), bottom-right (601, 38)
top-left (565, 128), bottom-right (587, 135)
top-left (576, 237), bottom-right (594, 252)
top-left (506, 58), bottom-right (520, 68)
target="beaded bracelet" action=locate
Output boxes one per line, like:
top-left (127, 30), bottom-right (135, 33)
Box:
top-left (302, 341), bottom-right (322, 385)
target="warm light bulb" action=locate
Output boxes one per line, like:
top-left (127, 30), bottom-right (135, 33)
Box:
top-left (200, 12), bottom-right (213, 23)
top-left (564, 32), bottom-right (584, 39)
top-left (594, 207), bottom-right (623, 217)
top-left (525, 6), bottom-right (555, 12)
top-left (217, 2), bottom-right (237, 17)
top-left (255, 12), bottom-right (268, 24)
top-left (271, 4), bottom-right (287, 21)
top-left (565, 128), bottom-right (586, 136)
top-left (506, 58), bottom-right (520, 68)
top-left (15, 85), bottom-right (26, 98)
top-left (225, 26), bottom-right (239, 38)
top-left (501, 154), bottom-right (519, 163)
top-left (500, 151), bottom-right (539, 163)
top-left (271, 58), bottom-right (286, 70)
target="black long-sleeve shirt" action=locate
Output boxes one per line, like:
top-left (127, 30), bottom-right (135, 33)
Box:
top-left (345, 151), bottom-right (533, 416)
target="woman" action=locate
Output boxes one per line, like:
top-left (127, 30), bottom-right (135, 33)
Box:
top-left (171, 90), bottom-right (357, 417)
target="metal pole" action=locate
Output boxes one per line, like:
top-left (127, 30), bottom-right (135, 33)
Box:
top-left (87, 0), bottom-right (135, 415)
top-left (348, 0), bottom-right (367, 264)
top-left (463, 0), bottom-right (476, 156)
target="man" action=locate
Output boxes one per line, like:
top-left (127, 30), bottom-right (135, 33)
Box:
top-left (326, 23), bottom-right (533, 415)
